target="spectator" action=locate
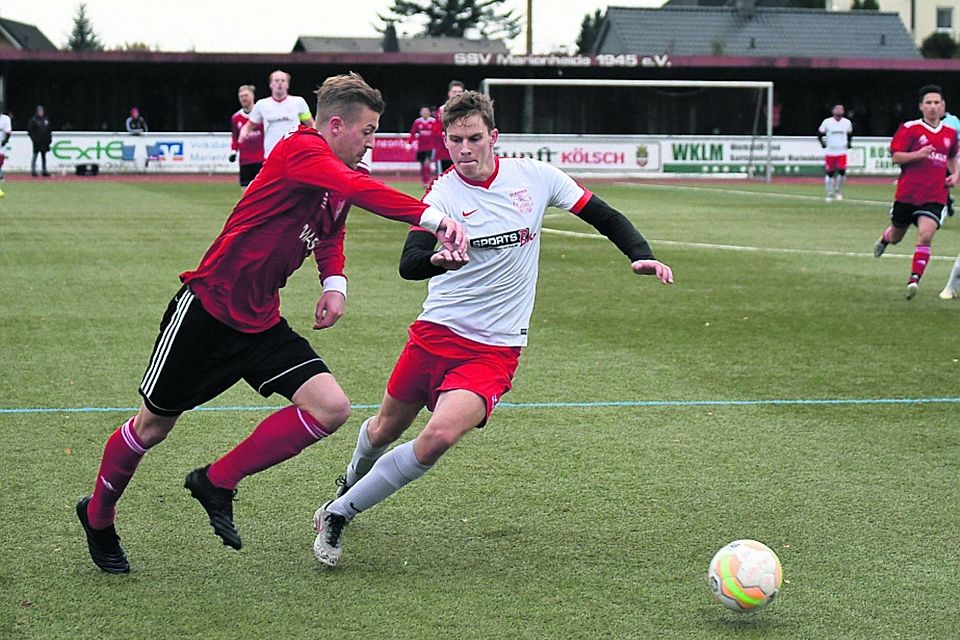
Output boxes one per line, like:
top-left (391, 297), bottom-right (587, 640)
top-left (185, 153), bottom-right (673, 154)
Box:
top-left (27, 105), bottom-right (52, 177)
top-left (126, 107), bottom-right (148, 135)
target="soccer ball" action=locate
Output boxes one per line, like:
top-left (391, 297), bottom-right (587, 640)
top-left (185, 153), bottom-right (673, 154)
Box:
top-left (708, 539), bottom-right (782, 612)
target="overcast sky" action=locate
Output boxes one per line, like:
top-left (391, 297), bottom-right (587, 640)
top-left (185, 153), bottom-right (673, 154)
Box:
top-left (0, 0), bottom-right (661, 54)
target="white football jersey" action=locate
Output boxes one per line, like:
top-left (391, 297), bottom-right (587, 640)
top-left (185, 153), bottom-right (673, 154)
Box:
top-left (248, 95), bottom-right (312, 157)
top-left (420, 157), bottom-right (589, 347)
top-left (819, 117), bottom-right (853, 155)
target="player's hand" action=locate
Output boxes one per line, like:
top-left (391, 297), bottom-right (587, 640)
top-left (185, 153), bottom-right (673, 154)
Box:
top-left (228, 152), bottom-right (237, 163)
top-left (313, 291), bottom-right (345, 330)
top-left (947, 173), bottom-right (959, 188)
top-left (918, 145), bottom-right (935, 158)
top-left (436, 215), bottom-right (468, 254)
top-left (631, 259), bottom-right (674, 284)
top-left (430, 249), bottom-right (469, 271)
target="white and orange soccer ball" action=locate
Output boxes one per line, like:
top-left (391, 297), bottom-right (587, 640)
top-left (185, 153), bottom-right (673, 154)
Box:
top-left (708, 539), bottom-right (783, 612)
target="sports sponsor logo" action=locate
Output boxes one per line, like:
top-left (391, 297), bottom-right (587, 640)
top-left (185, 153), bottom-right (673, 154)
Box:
top-left (462, 208), bottom-right (478, 217)
top-left (471, 228), bottom-right (537, 249)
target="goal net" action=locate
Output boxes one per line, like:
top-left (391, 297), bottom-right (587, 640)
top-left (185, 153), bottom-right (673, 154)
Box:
top-left (479, 78), bottom-right (775, 180)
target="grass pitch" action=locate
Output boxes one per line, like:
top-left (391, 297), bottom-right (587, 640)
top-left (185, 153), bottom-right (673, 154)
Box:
top-left (1, 176), bottom-right (958, 639)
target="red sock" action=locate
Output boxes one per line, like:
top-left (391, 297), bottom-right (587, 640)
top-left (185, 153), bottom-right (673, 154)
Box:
top-left (421, 162), bottom-right (432, 185)
top-left (911, 245), bottom-right (932, 280)
top-left (86, 418), bottom-right (148, 530)
top-left (207, 406), bottom-right (329, 490)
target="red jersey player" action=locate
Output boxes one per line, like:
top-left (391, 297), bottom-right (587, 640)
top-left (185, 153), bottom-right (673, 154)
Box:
top-left (230, 84), bottom-right (265, 188)
top-left (408, 106), bottom-right (439, 186)
top-left (76, 72), bottom-right (467, 574)
top-left (874, 84), bottom-right (959, 300)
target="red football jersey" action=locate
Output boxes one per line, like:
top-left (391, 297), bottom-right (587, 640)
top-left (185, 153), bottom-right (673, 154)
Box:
top-left (891, 119), bottom-right (958, 205)
top-left (181, 126), bottom-right (431, 333)
top-left (433, 106), bottom-right (451, 162)
top-left (231, 110), bottom-right (264, 165)
top-left (409, 116), bottom-right (440, 152)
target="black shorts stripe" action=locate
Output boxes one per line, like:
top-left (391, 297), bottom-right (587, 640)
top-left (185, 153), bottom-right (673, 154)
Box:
top-left (140, 288), bottom-right (194, 398)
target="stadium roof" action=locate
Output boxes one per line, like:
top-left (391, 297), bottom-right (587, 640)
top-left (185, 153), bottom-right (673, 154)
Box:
top-left (591, 6), bottom-right (921, 59)
top-left (293, 35), bottom-right (508, 55)
top-left (0, 16), bottom-right (57, 51)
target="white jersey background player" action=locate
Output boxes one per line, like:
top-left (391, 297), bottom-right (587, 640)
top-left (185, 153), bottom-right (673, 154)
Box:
top-left (818, 104), bottom-right (853, 201)
top-left (239, 69), bottom-right (314, 158)
top-left (312, 90), bottom-right (674, 567)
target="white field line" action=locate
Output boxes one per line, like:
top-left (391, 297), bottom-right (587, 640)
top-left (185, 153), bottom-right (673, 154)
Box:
top-left (610, 181), bottom-right (891, 206)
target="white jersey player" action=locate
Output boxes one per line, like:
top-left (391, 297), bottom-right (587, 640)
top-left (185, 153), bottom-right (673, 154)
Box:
top-left (818, 104), bottom-right (853, 201)
top-left (239, 70), bottom-right (314, 158)
top-left (312, 90), bottom-right (674, 567)
top-left (0, 111), bottom-right (11, 196)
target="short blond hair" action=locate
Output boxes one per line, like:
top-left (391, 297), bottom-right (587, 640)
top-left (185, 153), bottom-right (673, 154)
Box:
top-left (238, 84), bottom-right (256, 95)
top-left (314, 72), bottom-right (386, 124)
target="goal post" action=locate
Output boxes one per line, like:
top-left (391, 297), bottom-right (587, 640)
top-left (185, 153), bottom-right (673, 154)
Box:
top-left (479, 78), bottom-right (775, 181)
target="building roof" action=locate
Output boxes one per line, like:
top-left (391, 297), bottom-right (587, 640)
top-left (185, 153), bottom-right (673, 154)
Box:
top-left (293, 35), bottom-right (508, 54)
top-left (0, 17), bottom-right (57, 51)
top-left (592, 6), bottom-right (920, 59)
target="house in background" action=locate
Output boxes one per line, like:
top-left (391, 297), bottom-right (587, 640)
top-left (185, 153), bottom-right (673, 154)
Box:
top-left (0, 16), bottom-right (57, 51)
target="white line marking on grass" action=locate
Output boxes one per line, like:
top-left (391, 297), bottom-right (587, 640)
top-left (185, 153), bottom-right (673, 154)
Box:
top-left (541, 227), bottom-right (954, 261)
top-left (611, 181), bottom-right (890, 206)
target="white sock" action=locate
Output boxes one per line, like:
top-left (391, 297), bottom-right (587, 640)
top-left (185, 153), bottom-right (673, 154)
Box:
top-left (947, 255), bottom-right (960, 290)
top-left (329, 440), bottom-right (431, 519)
top-left (345, 417), bottom-right (389, 487)
top-left (836, 174), bottom-right (844, 194)
top-left (824, 174), bottom-right (833, 195)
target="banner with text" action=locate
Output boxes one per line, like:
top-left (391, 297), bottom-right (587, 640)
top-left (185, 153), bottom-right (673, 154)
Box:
top-left (0, 132), bottom-right (897, 177)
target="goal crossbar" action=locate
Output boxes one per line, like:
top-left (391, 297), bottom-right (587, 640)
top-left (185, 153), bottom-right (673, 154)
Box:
top-left (480, 78), bottom-right (775, 181)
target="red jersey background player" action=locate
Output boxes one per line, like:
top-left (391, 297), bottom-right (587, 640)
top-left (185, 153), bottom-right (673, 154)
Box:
top-left (409, 106), bottom-right (439, 186)
top-left (433, 80), bottom-right (465, 174)
top-left (76, 72), bottom-right (466, 574)
top-left (874, 84), bottom-right (959, 300)
top-left (230, 84), bottom-right (264, 188)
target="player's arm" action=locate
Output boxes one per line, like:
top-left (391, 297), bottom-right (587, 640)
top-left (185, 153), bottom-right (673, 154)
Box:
top-left (817, 129), bottom-right (826, 148)
top-left (398, 227), bottom-right (468, 280)
top-left (577, 194), bottom-right (673, 284)
top-left (298, 100), bottom-right (315, 129)
top-left (287, 144), bottom-right (467, 251)
top-left (312, 224), bottom-right (348, 329)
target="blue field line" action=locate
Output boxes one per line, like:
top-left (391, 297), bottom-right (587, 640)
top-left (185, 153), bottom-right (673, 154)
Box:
top-left (3, 396), bottom-right (960, 415)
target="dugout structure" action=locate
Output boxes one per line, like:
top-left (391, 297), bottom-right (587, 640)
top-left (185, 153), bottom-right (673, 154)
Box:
top-left (479, 78), bottom-right (775, 181)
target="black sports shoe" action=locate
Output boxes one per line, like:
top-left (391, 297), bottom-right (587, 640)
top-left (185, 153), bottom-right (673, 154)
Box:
top-left (76, 496), bottom-right (131, 574)
top-left (184, 466), bottom-right (242, 550)
top-left (335, 474), bottom-right (351, 498)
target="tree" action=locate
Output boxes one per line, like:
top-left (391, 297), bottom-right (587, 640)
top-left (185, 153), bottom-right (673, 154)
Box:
top-left (379, 0), bottom-right (521, 40)
top-left (851, 0), bottom-right (880, 10)
top-left (575, 9), bottom-right (603, 54)
top-left (66, 3), bottom-right (104, 51)
top-left (920, 32), bottom-right (958, 58)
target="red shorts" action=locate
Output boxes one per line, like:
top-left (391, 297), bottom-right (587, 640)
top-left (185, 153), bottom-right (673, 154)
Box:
top-left (824, 154), bottom-right (847, 172)
top-left (386, 321), bottom-right (521, 424)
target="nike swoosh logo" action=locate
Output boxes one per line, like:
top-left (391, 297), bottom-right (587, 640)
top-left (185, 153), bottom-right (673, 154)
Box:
top-left (462, 209), bottom-right (478, 218)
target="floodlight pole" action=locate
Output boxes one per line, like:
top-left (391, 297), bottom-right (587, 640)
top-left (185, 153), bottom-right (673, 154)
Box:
top-left (526, 0), bottom-right (533, 54)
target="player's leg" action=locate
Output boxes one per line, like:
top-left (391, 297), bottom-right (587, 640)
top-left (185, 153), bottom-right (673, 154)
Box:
top-left (338, 391), bottom-right (424, 495)
top-left (77, 404), bottom-right (178, 573)
top-left (30, 150), bottom-right (37, 176)
top-left (824, 170), bottom-right (834, 201)
top-left (905, 209), bottom-right (940, 299)
top-left (939, 254), bottom-right (960, 299)
top-left (0, 152), bottom-right (6, 196)
top-left (834, 157), bottom-right (847, 200)
top-left (314, 390), bottom-right (485, 567)
top-left (875, 203), bottom-right (911, 257)
top-left (189, 323), bottom-right (345, 548)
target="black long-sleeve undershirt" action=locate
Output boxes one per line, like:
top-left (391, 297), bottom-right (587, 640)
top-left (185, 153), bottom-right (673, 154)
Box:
top-left (397, 194), bottom-right (655, 281)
